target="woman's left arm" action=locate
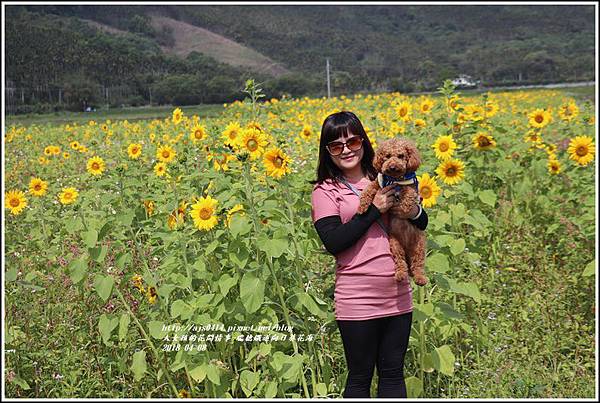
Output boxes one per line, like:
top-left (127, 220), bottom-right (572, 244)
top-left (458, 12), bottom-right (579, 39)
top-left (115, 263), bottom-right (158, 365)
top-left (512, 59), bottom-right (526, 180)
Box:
top-left (408, 205), bottom-right (428, 231)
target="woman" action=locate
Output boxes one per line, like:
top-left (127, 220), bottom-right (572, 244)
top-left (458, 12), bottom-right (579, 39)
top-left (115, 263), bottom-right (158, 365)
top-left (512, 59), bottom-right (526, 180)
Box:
top-left (310, 111), bottom-right (428, 398)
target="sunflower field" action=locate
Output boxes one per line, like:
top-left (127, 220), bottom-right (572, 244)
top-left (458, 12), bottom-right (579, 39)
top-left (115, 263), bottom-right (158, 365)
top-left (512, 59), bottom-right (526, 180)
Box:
top-left (4, 80), bottom-right (596, 398)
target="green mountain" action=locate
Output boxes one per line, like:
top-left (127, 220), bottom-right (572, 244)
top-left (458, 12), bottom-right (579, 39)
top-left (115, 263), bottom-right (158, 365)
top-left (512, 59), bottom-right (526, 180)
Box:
top-left (5, 4), bottom-right (595, 113)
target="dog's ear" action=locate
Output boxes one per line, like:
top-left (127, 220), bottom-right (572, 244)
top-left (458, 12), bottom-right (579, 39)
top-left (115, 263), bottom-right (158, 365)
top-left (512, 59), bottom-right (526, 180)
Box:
top-left (406, 141), bottom-right (421, 172)
top-left (373, 148), bottom-right (383, 172)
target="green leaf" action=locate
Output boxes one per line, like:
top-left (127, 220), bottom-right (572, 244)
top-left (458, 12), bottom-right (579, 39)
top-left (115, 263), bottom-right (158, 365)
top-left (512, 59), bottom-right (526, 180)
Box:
top-left (81, 229), bottom-right (98, 248)
top-left (115, 252), bottom-right (132, 270)
top-left (148, 321), bottom-right (167, 340)
top-left (257, 237), bottom-right (288, 259)
top-left (298, 292), bottom-right (327, 319)
top-left (189, 365), bottom-right (207, 382)
top-left (478, 190), bottom-right (497, 207)
top-left (449, 238), bottom-right (465, 256)
top-left (118, 313), bottom-right (130, 341)
top-left (315, 382), bottom-right (327, 397)
top-left (264, 380), bottom-right (278, 398)
top-left (131, 350), bottom-right (147, 382)
top-left (117, 209), bottom-right (135, 226)
top-left (171, 300), bottom-right (193, 320)
top-left (229, 214), bottom-right (253, 238)
top-left (240, 272), bottom-right (265, 314)
top-left (240, 370), bottom-right (260, 397)
top-left (218, 273), bottom-right (238, 297)
top-left (454, 281), bottom-right (482, 303)
top-left (93, 275), bottom-right (114, 302)
top-left (582, 259), bottom-right (595, 277)
top-left (67, 257), bottom-right (87, 284)
top-left (432, 345), bottom-right (455, 376)
top-left (11, 376), bottom-right (31, 390)
top-left (97, 220), bottom-right (112, 241)
top-left (89, 245), bottom-right (108, 263)
top-left (98, 314), bottom-right (119, 345)
top-left (436, 302), bottom-right (465, 320)
top-left (205, 363), bottom-right (221, 385)
top-left (426, 253), bottom-right (450, 273)
top-left (405, 376), bottom-right (423, 398)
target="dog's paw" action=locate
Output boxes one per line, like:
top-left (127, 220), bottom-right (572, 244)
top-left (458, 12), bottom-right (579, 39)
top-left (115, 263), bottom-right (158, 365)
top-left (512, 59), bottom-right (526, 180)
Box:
top-left (413, 274), bottom-right (428, 286)
top-left (394, 270), bottom-right (408, 283)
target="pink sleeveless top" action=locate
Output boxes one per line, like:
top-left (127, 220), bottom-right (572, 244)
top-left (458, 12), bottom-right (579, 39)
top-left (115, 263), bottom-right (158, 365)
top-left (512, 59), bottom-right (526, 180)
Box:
top-left (311, 176), bottom-right (413, 320)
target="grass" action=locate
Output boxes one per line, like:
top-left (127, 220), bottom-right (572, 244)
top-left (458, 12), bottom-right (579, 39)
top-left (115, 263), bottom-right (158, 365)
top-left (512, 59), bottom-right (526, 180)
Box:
top-left (5, 104), bottom-right (226, 128)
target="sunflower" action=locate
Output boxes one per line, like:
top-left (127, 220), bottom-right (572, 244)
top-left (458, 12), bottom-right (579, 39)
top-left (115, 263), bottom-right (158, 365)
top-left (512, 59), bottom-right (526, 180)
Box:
top-left (472, 132), bottom-right (497, 150)
top-left (178, 389), bottom-right (190, 398)
top-left (44, 146), bottom-right (52, 156)
top-left (127, 143), bottom-right (142, 159)
top-left (222, 122), bottom-right (242, 149)
top-left (528, 109), bottom-right (552, 129)
top-left (567, 136), bottom-right (595, 166)
top-left (435, 158), bottom-right (465, 185)
top-left (154, 162), bottom-right (167, 177)
top-left (547, 158), bottom-right (561, 175)
top-left (417, 173), bottom-right (441, 208)
top-left (5, 190), bottom-right (28, 215)
top-left (156, 144), bottom-right (176, 164)
top-left (143, 200), bottom-right (155, 217)
top-left (419, 98), bottom-right (434, 114)
top-left (263, 147), bottom-right (292, 179)
top-left (446, 95), bottom-right (461, 113)
top-left (190, 125), bottom-right (207, 143)
top-left (463, 104), bottom-right (485, 122)
top-left (484, 101), bottom-right (500, 118)
top-left (239, 128), bottom-right (268, 160)
top-left (38, 156), bottom-right (49, 165)
top-left (28, 177), bottom-right (48, 197)
top-left (299, 125), bottom-right (314, 141)
top-left (246, 121), bottom-right (263, 132)
top-left (63, 152), bottom-right (70, 159)
top-left (432, 135), bottom-right (459, 160)
top-left (86, 156), bottom-right (106, 176)
top-left (167, 201), bottom-right (188, 230)
top-left (226, 203), bottom-right (245, 228)
top-left (396, 101), bottom-right (412, 122)
top-left (207, 152), bottom-right (236, 171)
top-left (172, 107), bottom-right (183, 125)
top-left (131, 274), bottom-right (145, 293)
top-left (146, 286), bottom-right (158, 304)
top-left (58, 187), bottom-right (79, 205)
top-left (189, 195), bottom-right (219, 231)
top-left (70, 140), bottom-right (80, 150)
top-left (414, 118), bottom-right (427, 129)
top-left (558, 102), bottom-right (579, 122)
top-left (523, 130), bottom-right (543, 144)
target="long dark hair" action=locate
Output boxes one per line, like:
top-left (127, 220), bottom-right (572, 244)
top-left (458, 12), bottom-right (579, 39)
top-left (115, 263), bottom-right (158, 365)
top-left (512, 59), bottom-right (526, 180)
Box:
top-left (309, 111), bottom-right (377, 185)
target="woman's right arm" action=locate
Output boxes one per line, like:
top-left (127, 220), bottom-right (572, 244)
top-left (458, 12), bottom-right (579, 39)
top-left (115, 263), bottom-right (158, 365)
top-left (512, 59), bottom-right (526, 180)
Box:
top-left (314, 204), bottom-right (382, 255)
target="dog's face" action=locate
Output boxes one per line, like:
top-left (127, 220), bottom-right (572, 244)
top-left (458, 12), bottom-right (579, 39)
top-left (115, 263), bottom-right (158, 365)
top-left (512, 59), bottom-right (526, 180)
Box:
top-left (373, 138), bottom-right (421, 177)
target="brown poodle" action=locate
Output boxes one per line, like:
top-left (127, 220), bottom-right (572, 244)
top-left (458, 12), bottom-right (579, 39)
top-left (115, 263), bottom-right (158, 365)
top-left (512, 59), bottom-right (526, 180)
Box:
top-left (357, 137), bottom-right (428, 286)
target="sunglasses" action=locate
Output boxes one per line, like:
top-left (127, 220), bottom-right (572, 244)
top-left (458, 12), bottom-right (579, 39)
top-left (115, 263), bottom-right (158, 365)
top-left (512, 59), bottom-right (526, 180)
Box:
top-left (326, 136), bottom-right (364, 156)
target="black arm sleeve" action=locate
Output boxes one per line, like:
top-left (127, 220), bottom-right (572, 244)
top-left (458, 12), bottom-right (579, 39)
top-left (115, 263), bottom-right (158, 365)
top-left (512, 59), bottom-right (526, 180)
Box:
top-left (313, 203), bottom-right (382, 255)
top-left (409, 207), bottom-right (428, 231)
top-left (314, 205), bottom-right (429, 255)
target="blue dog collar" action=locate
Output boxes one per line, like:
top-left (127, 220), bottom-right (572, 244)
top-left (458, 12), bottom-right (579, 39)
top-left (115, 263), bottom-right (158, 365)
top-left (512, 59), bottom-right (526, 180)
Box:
top-left (377, 172), bottom-right (419, 192)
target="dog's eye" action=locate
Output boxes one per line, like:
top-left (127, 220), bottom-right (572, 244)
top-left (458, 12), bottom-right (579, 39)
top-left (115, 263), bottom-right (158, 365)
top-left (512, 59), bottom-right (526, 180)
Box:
top-left (386, 153), bottom-right (391, 158)
top-left (398, 154), bottom-right (404, 158)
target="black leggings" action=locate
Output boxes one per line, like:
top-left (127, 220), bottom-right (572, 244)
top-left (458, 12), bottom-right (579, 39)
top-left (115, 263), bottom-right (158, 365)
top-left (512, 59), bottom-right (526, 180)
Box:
top-left (336, 311), bottom-right (413, 398)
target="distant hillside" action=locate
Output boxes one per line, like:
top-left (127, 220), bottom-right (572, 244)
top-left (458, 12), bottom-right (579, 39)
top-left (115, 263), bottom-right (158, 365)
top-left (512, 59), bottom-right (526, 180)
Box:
top-left (5, 4), bottom-right (596, 113)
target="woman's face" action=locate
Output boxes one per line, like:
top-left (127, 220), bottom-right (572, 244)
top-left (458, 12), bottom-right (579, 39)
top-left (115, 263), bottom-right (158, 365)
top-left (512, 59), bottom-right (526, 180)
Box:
top-left (328, 132), bottom-right (364, 173)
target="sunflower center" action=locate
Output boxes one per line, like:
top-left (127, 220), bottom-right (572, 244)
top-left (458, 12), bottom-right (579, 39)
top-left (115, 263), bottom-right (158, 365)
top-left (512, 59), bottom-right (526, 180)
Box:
top-left (133, 147), bottom-right (139, 153)
top-left (399, 107), bottom-right (407, 116)
top-left (195, 130), bottom-right (203, 139)
top-left (273, 157), bottom-right (284, 168)
top-left (64, 193), bottom-right (73, 200)
top-left (423, 105), bottom-right (429, 111)
top-left (535, 115), bottom-right (544, 123)
top-left (10, 198), bottom-right (20, 207)
top-left (247, 139), bottom-right (258, 151)
top-left (446, 167), bottom-right (456, 176)
top-left (162, 151), bottom-right (170, 158)
top-left (576, 146), bottom-right (588, 156)
top-left (479, 138), bottom-right (491, 147)
top-left (92, 162), bottom-right (100, 170)
top-left (421, 187), bottom-right (432, 198)
top-left (199, 207), bottom-right (213, 220)
top-left (34, 184), bottom-right (41, 191)
top-left (439, 143), bottom-right (449, 152)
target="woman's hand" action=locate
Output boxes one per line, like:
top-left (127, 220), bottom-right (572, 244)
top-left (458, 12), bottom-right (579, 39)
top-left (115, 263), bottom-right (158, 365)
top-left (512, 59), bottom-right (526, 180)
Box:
top-left (372, 184), bottom-right (398, 214)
